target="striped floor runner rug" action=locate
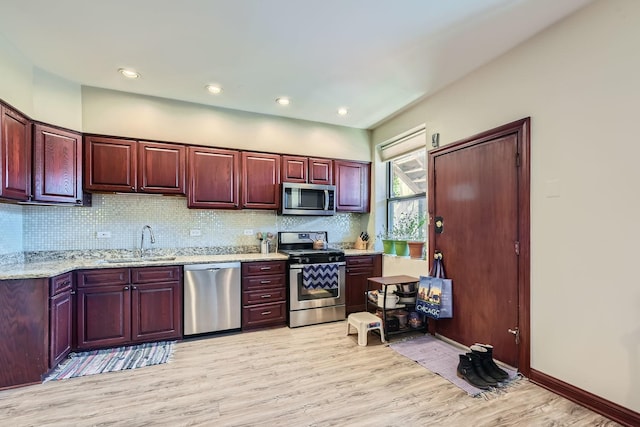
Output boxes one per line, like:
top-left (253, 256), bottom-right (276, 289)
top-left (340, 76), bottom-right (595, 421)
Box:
top-left (45, 341), bottom-right (176, 381)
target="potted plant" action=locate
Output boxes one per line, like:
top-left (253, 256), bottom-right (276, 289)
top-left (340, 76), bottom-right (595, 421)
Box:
top-left (394, 212), bottom-right (427, 258)
top-left (376, 226), bottom-right (396, 255)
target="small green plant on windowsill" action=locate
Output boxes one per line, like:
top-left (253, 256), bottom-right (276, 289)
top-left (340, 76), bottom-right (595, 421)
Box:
top-left (376, 226), bottom-right (396, 255)
top-left (394, 212), bottom-right (427, 258)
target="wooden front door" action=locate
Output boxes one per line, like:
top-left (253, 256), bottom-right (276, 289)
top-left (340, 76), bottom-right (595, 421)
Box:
top-left (428, 118), bottom-right (530, 373)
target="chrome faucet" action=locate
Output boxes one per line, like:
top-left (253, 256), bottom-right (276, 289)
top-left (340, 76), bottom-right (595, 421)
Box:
top-left (140, 225), bottom-right (156, 257)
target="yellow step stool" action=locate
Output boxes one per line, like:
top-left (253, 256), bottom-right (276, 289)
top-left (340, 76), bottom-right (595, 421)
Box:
top-left (346, 312), bottom-right (386, 346)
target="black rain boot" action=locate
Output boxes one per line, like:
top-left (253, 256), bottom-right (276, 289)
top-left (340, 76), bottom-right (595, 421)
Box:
top-left (467, 350), bottom-right (498, 386)
top-left (456, 354), bottom-right (492, 390)
top-left (473, 343), bottom-right (509, 381)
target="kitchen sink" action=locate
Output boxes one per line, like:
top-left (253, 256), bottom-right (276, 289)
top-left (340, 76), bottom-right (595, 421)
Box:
top-left (97, 256), bottom-right (177, 264)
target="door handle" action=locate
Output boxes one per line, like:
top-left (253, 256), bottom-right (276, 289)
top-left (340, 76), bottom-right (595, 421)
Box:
top-left (508, 327), bottom-right (520, 344)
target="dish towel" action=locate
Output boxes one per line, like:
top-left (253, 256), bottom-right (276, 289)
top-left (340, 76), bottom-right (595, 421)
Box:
top-left (302, 263), bottom-right (339, 290)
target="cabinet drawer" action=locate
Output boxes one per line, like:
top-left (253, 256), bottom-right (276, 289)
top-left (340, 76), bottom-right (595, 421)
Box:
top-left (242, 274), bottom-right (286, 291)
top-left (242, 261), bottom-right (286, 276)
top-left (346, 256), bottom-right (375, 267)
top-left (242, 302), bottom-right (286, 329)
top-left (50, 272), bottom-right (73, 295)
top-left (76, 269), bottom-right (130, 287)
top-left (243, 288), bottom-right (286, 305)
top-left (131, 266), bottom-right (181, 284)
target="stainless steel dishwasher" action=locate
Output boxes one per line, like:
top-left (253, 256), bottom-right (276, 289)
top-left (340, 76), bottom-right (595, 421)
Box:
top-left (183, 262), bottom-right (241, 336)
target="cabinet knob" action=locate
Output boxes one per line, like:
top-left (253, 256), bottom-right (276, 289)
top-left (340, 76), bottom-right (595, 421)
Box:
top-left (124, 286), bottom-right (129, 290)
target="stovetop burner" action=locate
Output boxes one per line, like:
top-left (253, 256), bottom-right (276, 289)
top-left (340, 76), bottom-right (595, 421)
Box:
top-left (278, 231), bottom-right (345, 264)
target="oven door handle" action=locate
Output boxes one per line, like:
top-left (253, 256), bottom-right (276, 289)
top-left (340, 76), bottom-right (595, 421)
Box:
top-left (289, 262), bottom-right (346, 269)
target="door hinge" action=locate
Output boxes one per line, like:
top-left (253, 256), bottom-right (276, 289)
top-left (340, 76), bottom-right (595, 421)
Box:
top-left (515, 152), bottom-right (521, 167)
top-left (514, 241), bottom-right (520, 256)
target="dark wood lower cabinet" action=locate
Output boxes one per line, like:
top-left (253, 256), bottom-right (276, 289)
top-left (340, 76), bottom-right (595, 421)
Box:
top-left (241, 261), bottom-right (287, 330)
top-left (0, 278), bottom-right (48, 389)
top-left (345, 255), bottom-right (382, 315)
top-left (132, 281), bottom-right (181, 342)
top-left (76, 266), bottom-right (181, 350)
top-left (49, 275), bottom-right (74, 369)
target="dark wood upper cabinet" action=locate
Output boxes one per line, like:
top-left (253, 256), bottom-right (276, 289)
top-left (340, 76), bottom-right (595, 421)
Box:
top-left (281, 155), bottom-right (307, 183)
top-left (84, 136), bottom-right (137, 192)
top-left (84, 137), bottom-right (185, 195)
top-left (334, 160), bottom-right (370, 213)
top-left (33, 124), bottom-right (84, 204)
top-left (138, 141), bottom-right (185, 194)
top-left (281, 156), bottom-right (333, 185)
top-left (1, 105), bottom-right (32, 201)
top-left (242, 151), bottom-right (281, 209)
top-left (187, 146), bottom-right (240, 209)
top-left (309, 158), bottom-right (333, 185)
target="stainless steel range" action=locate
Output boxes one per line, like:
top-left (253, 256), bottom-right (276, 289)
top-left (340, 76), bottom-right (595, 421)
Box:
top-left (278, 231), bottom-right (346, 327)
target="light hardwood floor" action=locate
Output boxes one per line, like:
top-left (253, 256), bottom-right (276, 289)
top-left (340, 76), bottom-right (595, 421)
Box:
top-left (0, 321), bottom-right (618, 426)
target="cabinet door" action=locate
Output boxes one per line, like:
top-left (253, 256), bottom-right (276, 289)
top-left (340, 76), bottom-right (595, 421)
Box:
top-left (1, 106), bottom-right (32, 201)
top-left (345, 255), bottom-right (382, 315)
top-left (0, 278), bottom-right (48, 389)
top-left (84, 136), bottom-right (137, 192)
top-left (49, 289), bottom-right (73, 368)
top-left (131, 281), bottom-right (181, 342)
top-left (309, 158), bottom-right (333, 185)
top-left (281, 155), bottom-right (307, 183)
top-left (187, 146), bottom-right (240, 208)
top-left (76, 284), bottom-right (131, 349)
top-left (33, 124), bottom-right (83, 204)
top-left (241, 152), bottom-right (281, 209)
top-left (138, 141), bottom-right (185, 194)
top-left (334, 160), bottom-right (370, 212)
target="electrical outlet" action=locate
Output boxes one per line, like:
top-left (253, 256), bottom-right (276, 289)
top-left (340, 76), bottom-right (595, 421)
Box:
top-left (96, 231), bottom-right (111, 238)
top-left (243, 229), bottom-right (254, 236)
top-left (190, 229), bottom-right (202, 236)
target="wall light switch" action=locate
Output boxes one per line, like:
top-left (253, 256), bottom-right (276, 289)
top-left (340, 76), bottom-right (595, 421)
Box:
top-left (190, 229), bottom-right (202, 236)
top-left (96, 231), bottom-right (111, 238)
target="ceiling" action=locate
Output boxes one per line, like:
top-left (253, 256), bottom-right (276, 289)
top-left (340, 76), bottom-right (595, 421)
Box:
top-left (0, 0), bottom-right (593, 129)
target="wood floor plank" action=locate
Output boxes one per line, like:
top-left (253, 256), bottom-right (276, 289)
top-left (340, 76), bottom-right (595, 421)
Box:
top-left (0, 321), bottom-right (619, 426)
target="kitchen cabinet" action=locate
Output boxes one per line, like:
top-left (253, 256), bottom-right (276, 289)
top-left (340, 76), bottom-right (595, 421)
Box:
top-left (282, 155), bottom-right (333, 185)
top-left (334, 160), bottom-right (370, 212)
top-left (241, 151), bottom-right (281, 209)
top-left (345, 254), bottom-right (381, 315)
top-left (0, 278), bottom-right (48, 389)
top-left (84, 136), bottom-right (137, 192)
top-left (138, 141), bottom-right (185, 194)
top-left (33, 124), bottom-right (86, 205)
top-left (0, 105), bottom-right (32, 201)
top-left (187, 146), bottom-right (240, 208)
top-left (49, 272), bottom-right (74, 368)
top-left (76, 266), bottom-right (181, 350)
top-left (241, 261), bottom-right (287, 330)
top-left (84, 137), bottom-right (185, 194)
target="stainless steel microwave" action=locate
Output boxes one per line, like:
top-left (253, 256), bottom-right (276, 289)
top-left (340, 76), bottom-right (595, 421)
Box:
top-left (280, 183), bottom-right (336, 216)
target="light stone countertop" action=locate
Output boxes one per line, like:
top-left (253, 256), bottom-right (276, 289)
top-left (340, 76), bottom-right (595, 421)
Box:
top-left (0, 249), bottom-right (382, 281)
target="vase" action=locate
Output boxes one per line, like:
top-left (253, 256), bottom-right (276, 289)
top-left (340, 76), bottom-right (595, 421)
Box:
top-left (407, 241), bottom-right (425, 259)
top-left (382, 239), bottom-right (396, 255)
top-left (393, 240), bottom-right (409, 257)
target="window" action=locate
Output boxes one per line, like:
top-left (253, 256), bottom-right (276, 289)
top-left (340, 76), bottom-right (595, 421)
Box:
top-left (387, 148), bottom-right (427, 240)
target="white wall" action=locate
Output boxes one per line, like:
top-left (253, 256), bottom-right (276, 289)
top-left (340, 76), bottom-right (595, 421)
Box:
top-left (81, 87), bottom-right (370, 161)
top-left (0, 33), bottom-right (34, 115)
top-left (372, 0), bottom-right (640, 412)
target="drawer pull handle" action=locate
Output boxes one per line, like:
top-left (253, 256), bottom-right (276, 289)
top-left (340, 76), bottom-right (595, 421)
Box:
top-left (261, 311), bottom-right (272, 315)
top-left (260, 280), bottom-right (271, 284)
top-left (261, 294), bottom-right (272, 298)
top-left (260, 267), bottom-right (271, 271)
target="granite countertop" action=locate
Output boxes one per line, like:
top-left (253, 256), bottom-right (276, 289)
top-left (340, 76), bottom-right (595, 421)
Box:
top-left (1, 249), bottom-right (382, 280)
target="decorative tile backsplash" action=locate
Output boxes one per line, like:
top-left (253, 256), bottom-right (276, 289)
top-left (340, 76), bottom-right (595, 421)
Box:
top-left (14, 194), bottom-right (364, 254)
top-left (0, 203), bottom-right (23, 257)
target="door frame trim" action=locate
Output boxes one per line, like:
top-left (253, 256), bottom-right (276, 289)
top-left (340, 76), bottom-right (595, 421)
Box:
top-left (428, 117), bottom-right (531, 376)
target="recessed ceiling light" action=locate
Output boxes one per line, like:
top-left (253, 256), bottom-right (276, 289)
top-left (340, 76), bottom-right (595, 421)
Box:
top-left (206, 84), bottom-right (223, 94)
top-left (118, 68), bottom-right (140, 79)
top-left (276, 97), bottom-right (290, 106)
top-left (337, 107), bottom-right (348, 116)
